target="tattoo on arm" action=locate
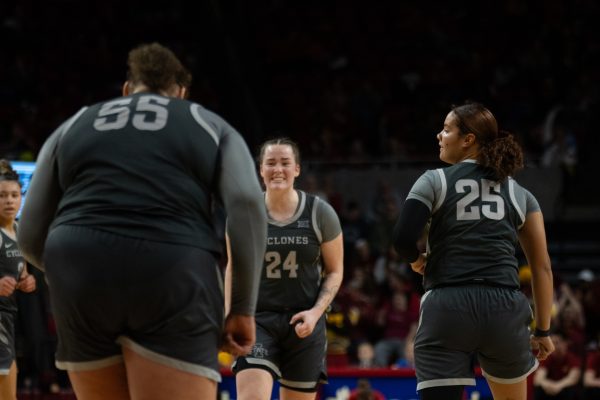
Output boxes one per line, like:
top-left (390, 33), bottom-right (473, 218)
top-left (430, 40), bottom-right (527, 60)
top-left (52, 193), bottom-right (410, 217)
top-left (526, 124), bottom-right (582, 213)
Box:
top-left (314, 276), bottom-right (340, 313)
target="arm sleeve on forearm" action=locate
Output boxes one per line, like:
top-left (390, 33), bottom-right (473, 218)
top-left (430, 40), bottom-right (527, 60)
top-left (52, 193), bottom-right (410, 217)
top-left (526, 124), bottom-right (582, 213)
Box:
top-left (218, 129), bottom-right (267, 316)
top-left (392, 198), bottom-right (431, 263)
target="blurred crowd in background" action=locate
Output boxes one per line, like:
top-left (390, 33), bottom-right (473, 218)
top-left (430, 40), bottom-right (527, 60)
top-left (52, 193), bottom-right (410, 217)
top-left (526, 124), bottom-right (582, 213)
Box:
top-left (2, 0), bottom-right (600, 397)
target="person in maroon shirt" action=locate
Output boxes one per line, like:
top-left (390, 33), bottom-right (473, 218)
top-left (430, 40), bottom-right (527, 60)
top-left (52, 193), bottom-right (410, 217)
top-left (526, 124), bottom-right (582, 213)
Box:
top-left (583, 348), bottom-right (600, 400)
top-left (533, 332), bottom-right (582, 399)
top-left (373, 274), bottom-right (419, 367)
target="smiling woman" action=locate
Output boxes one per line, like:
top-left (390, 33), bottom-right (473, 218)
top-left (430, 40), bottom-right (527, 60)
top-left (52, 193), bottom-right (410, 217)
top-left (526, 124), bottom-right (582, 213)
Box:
top-left (224, 137), bottom-right (344, 400)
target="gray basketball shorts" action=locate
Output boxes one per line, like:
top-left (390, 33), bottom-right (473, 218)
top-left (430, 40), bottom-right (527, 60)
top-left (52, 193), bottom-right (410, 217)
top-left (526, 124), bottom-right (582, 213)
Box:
top-left (0, 311), bottom-right (16, 374)
top-left (232, 310), bottom-right (328, 392)
top-left (414, 285), bottom-right (538, 391)
top-left (43, 224), bottom-right (224, 382)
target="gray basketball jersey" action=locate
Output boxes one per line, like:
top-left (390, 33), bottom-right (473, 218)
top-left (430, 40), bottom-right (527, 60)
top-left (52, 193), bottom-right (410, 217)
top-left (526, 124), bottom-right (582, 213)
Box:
top-left (407, 160), bottom-right (540, 290)
top-left (49, 93), bottom-right (232, 254)
top-left (0, 227), bottom-right (25, 313)
top-left (256, 190), bottom-right (341, 312)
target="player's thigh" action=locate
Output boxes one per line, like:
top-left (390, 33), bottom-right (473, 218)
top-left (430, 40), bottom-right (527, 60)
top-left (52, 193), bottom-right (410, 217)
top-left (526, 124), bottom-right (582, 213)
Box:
top-left (236, 368), bottom-right (274, 400)
top-left (0, 361), bottom-right (17, 400)
top-left (68, 363), bottom-right (129, 400)
top-left (486, 377), bottom-right (527, 400)
top-left (123, 346), bottom-right (216, 400)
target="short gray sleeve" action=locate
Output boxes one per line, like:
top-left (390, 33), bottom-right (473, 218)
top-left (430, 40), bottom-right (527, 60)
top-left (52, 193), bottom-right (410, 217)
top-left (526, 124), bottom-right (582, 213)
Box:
top-left (314, 197), bottom-right (342, 243)
top-left (524, 189), bottom-right (540, 214)
top-left (405, 170), bottom-right (438, 211)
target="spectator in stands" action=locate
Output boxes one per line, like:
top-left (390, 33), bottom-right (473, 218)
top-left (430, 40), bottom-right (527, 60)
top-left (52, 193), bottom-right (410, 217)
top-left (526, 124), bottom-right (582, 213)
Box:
top-left (349, 378), bottom-right (386, 400)
top-left (533, 332), bottom-right (582, 400)
top-left (355, 341), bottom-right (376, 369)
top-left (373, 274), bottom-right (419, 368)
top-left (340, 201), bottom-right (371, 275)
top-left (583, 344), bottom-right (600, 400)
top-left (325, 300), bottom-right (352, 368)
top-left (554, 282), bottom-right (586, 357)
top-left (337, 265), bottom-right (381, 357)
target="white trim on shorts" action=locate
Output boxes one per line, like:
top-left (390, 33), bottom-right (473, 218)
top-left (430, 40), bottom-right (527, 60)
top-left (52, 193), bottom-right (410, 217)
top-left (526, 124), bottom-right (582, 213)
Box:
top-left (0, 368), bottom-right (10, 375)
top-left (242, 357), bottom-right (282, 378)
top-left (117, 336), bottom-right (221, 382)
top-left (482, 358), bottom-right (539, 384)
top-left (280, 378), bottom-right (321, 390)
top-left (417, 377), bottom-right (476, 391)
top-left (55, 355), bottom-right (123, 372)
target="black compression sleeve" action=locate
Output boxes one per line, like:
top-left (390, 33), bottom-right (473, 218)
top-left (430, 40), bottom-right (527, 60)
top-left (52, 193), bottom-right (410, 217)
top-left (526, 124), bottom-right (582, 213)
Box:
top-left (392, 198), bottom-right (431, 263)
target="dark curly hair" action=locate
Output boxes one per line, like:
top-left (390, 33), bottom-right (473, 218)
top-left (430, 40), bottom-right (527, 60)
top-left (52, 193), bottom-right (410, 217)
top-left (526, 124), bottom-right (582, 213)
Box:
top-left (451, 102), bottom-right (524, 182)
top-left (0, 159), bottom-right (22, 187)
top-left (126, 42), bottom-right (192, 94)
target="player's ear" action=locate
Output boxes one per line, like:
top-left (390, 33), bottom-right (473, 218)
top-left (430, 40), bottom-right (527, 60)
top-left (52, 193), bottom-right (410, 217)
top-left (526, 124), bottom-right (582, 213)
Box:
top-left (463, 132), bottom-right (476, 147)
top-left (122, 81), bottom-right (132, 96)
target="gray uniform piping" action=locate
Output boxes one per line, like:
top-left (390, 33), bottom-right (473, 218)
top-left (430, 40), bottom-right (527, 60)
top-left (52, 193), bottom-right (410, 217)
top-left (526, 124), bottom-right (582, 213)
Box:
top-left (190, 104), bottom-right (220, 146)
top-left (243, 357), bottom-right (282, 377)
top-left (117, 336), bottom-right (222, 382)
top-left (508, 179), bottom-right (526, 228)
top-left (417, 378), bottom-right (476, 391)
top-left (268, 191), bottom-right (307, 227)
top-left (481, 360), bottom-right (539, 384)
top-left (312, 196), bottom-right (323, 244)
top-left (433, 168), bottom-right (447, 214)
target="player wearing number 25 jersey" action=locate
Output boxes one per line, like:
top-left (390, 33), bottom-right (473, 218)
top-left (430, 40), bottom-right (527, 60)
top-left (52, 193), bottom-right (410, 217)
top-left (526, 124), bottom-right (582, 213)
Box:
top-left (225, 138), bottom-right (343, 399)
top-left (17, 43), bottom-right (266, 400)
top-left (392, 103), bottom-right (554, 400)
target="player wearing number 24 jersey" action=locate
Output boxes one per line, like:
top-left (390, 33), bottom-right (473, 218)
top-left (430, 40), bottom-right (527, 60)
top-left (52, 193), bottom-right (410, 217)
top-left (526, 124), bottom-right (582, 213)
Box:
top-left (392, 102), bottom-right (555, 400)
top-left (225, 138), bottom-right (343, 399)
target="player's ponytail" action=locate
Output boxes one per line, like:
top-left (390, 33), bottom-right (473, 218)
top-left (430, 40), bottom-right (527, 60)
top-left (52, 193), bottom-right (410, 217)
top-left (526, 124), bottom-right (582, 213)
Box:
top-left (451, 102), bottom-right (524, 182)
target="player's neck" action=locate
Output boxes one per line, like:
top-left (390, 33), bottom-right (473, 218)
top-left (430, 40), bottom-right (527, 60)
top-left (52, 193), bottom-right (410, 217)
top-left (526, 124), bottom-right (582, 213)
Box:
top-left (265, 189), bottom-right (299, 220)
top-left (0, 218), bottom-right (15, 234)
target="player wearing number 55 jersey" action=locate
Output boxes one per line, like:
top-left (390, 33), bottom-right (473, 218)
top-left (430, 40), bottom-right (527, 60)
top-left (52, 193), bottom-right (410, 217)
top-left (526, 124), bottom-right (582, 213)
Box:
top-left (225, 138), bottom-right (343, 400)
top-left (17, 43), bottom-right (266, 400)
top-left (392, 103), bottom-right (555, 400)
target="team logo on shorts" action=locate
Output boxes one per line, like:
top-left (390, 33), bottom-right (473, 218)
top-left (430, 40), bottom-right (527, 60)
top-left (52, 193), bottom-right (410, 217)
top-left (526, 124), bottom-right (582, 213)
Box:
top-left (251, 343), bottom-right (269, 358)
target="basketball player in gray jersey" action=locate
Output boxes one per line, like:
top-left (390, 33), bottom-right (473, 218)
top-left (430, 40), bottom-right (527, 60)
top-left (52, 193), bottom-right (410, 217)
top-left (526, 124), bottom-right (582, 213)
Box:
top-left (17, 43), bottom-right (267, 400)
top-left (0, 160), bottom-right (36, 400)
top-left (225, 138), bottom-right (343, 400)
top-left (393, 103), bottom-right (555, 400)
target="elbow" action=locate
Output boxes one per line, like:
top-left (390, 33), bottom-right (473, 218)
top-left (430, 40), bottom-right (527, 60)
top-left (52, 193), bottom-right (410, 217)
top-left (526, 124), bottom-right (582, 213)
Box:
top-left (392, 232), bottom-right (419, 263)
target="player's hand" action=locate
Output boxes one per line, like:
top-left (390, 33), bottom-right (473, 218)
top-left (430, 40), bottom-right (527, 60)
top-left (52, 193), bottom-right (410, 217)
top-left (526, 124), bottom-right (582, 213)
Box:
top-left (530, 335), bottom-right (554, 361)
top-left (221, 313), bottom-right (256, 357)
top-left (410, 253), bottom-right (427, 275)
top-left (17, 274), bottom-right (36, 293)
top-left (290, 309), bottom-right (319, 338)
top-left (0, 277), bottom-right (17, 297)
